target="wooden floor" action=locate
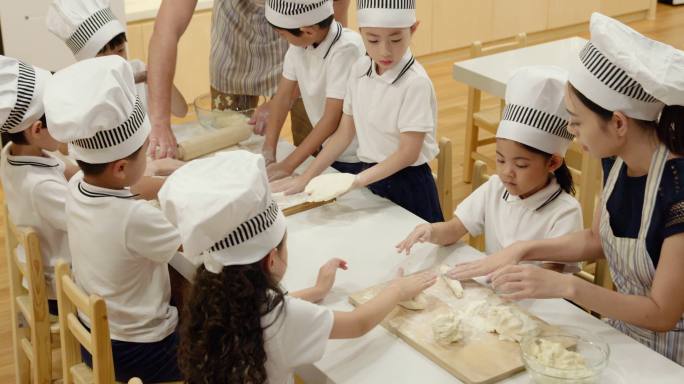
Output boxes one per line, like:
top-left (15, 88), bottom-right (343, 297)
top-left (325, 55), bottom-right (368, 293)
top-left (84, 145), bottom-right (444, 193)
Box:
top-left (2, 4), bottom-right (684, 382)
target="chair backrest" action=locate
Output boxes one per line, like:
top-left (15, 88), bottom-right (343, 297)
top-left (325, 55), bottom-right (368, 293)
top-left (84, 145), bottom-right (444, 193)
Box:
top-left (436, 137), bottom-right (454, 220)
top-left (471, 33), bottom-right (528, 59)
top-left (467, 161), bottom-right (489, 251)
top-left (55, 259), bottom-right (115, 384)
top-left (4, 204), bottom-right (53, 383)
top-left (564, 142), bottom-right (603, 229)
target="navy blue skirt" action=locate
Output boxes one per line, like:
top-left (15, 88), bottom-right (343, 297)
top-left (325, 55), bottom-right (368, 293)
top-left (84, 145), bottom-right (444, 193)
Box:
top-left (331, 161), bottom-right (363, 175)
top-left (362, 162), bottom-right (444, 223)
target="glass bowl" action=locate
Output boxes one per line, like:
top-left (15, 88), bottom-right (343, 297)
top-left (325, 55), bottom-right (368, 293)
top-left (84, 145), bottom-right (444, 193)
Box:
top-left (520, 326), bottom-right (610, 384)
top-left (193, 93), bottom-right (255, 131)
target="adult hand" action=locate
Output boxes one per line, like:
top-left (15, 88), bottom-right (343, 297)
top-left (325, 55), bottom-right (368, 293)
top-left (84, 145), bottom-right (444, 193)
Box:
top-left (148, 122), bottom-right (178, 159)
top-left (490, 264), bottom-right (572, 301)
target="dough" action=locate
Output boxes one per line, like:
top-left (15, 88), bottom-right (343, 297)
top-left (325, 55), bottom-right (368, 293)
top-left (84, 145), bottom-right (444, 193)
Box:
top-left (528, 339), bottom-right (593, 380)
top-left (458, 299), bottom-right (539, 342)
top-left (432, 313), bottom-right (464, 345)
top-left (305, 173), bottom-right (356, 202)
top-left (399, 293), bottom-right (428, 310)
top-left (440, 265), bottom-right (464, 298)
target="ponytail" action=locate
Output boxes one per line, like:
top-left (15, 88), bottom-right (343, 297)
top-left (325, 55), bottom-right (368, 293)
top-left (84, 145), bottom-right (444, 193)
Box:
top-left (553, 160), bottom-right (576, 196)
top-left (656, 105), bottom-right (684, 156)
top-left (179, 259), bottom-right (286, 384)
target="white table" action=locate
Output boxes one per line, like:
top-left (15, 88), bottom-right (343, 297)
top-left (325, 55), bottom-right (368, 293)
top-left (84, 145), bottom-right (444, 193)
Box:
top-left (169, 142), bottom-right (684, 383)
top-left (452, 37), bottom-right (587, 98)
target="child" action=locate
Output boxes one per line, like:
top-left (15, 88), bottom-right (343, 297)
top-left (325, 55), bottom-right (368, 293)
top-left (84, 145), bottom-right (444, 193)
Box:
top-left (44, 55), bottom-right (183, 382)
top-left (157, 150), bottom-right (436, 384)
top-left (0, 56), bottom-right (78, 314)
top-left (397, 66), bottom-right (582, 272)
top-left (272, 0), bottom-right (443, 223)
top-left (260, 0), bottom-right (364, 179)
top-left (46, 0), bottom-right (187, 118)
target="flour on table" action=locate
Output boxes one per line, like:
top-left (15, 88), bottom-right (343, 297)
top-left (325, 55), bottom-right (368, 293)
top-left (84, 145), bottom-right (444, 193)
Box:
top-left (439, 265), bottom-right (464, 298)
top-left (399, 293), bottom-right (428, 310)
top-left (432, 313), bottom-right (464, 345)
top-left (305, 173), bottom-right (356, 202)
top-left (272, 191), bottom-right (309, 211)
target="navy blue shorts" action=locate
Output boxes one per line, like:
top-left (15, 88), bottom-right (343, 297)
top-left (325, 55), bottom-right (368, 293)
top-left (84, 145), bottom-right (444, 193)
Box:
top-left (362, 162), bottom-right (444, 223)
top-left (81, 329), bottom-right (182, 382)
top-left (331, 161), bottom-right (363, 175)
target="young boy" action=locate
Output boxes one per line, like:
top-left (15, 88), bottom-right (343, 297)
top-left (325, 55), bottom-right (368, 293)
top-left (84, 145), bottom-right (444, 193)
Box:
top-left (46, 0), bottom-right (187, 118)
top-left (260, 0), bottom-right (364, 179)
top-left (274, 0), bottom-right (443, 223)
top-left (0, 56), bottom-right (78, 313)
top-left (43, 55), bottom-right (183, 383)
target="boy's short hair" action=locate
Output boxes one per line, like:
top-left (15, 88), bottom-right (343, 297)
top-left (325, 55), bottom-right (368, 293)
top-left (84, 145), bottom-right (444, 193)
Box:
top-left (75, 141), bottom-right (144, 176)
top-left (0, 115), bottom-right (48, 146)
top-left (98, 32), bottom-right (127, 55)
top-left (269, 15), bottom-right (334, 37)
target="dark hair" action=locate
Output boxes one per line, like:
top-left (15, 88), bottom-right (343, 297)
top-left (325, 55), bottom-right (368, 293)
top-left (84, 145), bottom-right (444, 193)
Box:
top-left (178, 240), bottom-right (287, 384)
top-left (75, 142), bottom-right (144, 176)
top-left (268, 14), bottom-right (335, 37)
top-left (98, 32), bottom-right (127, 55)
top-left (568, 83), bottom-right (684, 156)
top-left (1, 114), bottom-right (48, 146)
top-left (520, 143), bottom-right (576, 195)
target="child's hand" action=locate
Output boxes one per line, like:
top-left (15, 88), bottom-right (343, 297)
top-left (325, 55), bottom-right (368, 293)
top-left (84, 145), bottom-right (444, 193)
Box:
top-left (249, 102), bottom-right (271, 135)
top-left (147, 158), bottom-right (186, 177)
top-left (267, 162), bottom-right (293, 182)
top-left (314, 258), bottom-right (348, 297)
top-left (395, 223), bottom-right (433, 255)
top-left (271, 175), bottom-right (309, 195)
top-left (134, 70), bottom-right (147, 84)
top-left (390, 269), bottom-right (437, 302)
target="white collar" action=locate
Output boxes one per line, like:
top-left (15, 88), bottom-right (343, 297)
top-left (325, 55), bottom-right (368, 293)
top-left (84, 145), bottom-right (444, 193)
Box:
top-left (308, 21), bottom-right (343, 60)
top-left (502, 176), bottom-right (564, 211)
top-left (366, 49), bottom-right (415, 85)
top-left (77, 179), bottom-right (137, 200)
top-left (5, 147), bottom-right (61, 169)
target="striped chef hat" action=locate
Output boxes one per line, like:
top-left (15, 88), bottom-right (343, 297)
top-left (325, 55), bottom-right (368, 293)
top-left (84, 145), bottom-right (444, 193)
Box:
top-left (496, 66), bottom-right (574, 156)
top-left (0, 56), bottom-right (53, 134)
top-left (44, 56), bottom-right (150, 164)
top-left (569, 13), bottom-right (684, 121)
top-left (158, 151), bottom-right (287, 274)
top-left (46, 0), bottom-right (125, 61)
top-left (265, 0), bottom-right (333, 29)
top-left (357, 0), bottom-right (416, 28)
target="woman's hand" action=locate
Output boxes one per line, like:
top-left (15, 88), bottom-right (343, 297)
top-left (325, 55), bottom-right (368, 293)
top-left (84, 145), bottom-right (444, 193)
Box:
top-left (490, 264), bottom-right (574, 301)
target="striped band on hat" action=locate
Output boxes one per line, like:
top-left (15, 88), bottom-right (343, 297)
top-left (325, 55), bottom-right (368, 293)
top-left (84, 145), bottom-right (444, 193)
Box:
top-left (208, 201), bottom-right (281, 253)
top-left (267, 0), bottom-right (328, 16)
top-left (357, 0), bottom-right (415, 10)
top-left (579, 42), bottom-right (659, 103)
top-left (72, 96), bottom-right (145, 150)
top-left (502, 104), bottom-right (574, 141)
top-left (65, 7), bottom-right (118, 55)
top-left (1, 62), bottom-right (36, 133)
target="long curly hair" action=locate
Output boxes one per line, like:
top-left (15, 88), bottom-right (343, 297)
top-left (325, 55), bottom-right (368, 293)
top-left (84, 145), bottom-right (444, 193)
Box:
top-left (178, 254), bottom-right (286, 383)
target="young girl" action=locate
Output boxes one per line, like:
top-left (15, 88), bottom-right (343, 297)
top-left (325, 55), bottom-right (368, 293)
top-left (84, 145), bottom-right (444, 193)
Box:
top-left (157, 151), bottom-right (436, 384)
top-left (451, 13), bottom-right (684, 365)
top-left (272, 0), bottom-right (443, 223)
top-left (398, 66), bottom-right (582, 272)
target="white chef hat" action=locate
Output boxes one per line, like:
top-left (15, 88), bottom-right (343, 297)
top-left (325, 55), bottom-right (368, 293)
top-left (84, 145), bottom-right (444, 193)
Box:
top-left (0, 56), bottom-right (53, 134)
top-left (357, 0), bottom-right (416, 28)
top-left (266, 0), bottom-right (333, 29)
top-left (44, 55), bottom-right (149, 164)
top-left (46, 0), bottom-right (126, 61)
top-left (568, 13), bottom-right (684, 121)
top-left (158, 151), bottom-right (287, 274)
top-left (496, 66), bottom-right (574, 156)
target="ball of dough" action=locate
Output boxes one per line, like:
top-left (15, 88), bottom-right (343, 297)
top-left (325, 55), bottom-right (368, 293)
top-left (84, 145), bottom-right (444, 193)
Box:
top-left (432, 313), bottom-right (464, 345)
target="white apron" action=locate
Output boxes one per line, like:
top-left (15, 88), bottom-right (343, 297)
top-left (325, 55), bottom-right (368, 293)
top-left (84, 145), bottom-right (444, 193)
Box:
top-left (600, 144), bottom-right (684, 365)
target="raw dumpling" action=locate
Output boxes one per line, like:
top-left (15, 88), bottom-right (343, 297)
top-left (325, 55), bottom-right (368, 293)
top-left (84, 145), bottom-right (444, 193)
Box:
top-left (399, 293), bottom-right (428, 310)
top-left (432, 313), bottom-right (464, 345)
top-left (439, 265), bottom-right (464, 298)
top-left (305, 173), bottom-right (356, 202)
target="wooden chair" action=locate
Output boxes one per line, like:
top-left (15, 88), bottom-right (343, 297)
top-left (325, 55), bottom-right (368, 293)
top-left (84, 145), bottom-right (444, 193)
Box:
top-left (436, 137), bottom-right (454, 220)
top-left (462, 33), bottom-right (527, 183)
top-left (467, 161), bottom-right (489, 252)
top-left (5, 204), bottom-right (61, 384)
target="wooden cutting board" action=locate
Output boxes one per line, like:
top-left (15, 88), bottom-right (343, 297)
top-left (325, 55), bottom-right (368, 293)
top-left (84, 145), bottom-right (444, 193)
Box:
top-left (349, 274), bottom-right (553, 384)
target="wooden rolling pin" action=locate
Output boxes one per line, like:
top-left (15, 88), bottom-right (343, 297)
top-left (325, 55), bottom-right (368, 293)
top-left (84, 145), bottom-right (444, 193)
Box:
top-left (177, 124), bottom-right (252, 161)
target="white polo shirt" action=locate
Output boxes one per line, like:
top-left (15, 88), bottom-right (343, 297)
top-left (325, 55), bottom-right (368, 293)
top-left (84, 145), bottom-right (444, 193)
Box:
top-left (0, 144), bottom-right (70, 298)
top-left (66, 173), bottom-right (181, 342)
top-left (455, 175), bottom-right (582, 272)
top-left (263, 296), bottom-right (334, 384)
top-left (282, 21), bottom-right (363, 163)
top-left (343, 49), bottom-right (439, 165)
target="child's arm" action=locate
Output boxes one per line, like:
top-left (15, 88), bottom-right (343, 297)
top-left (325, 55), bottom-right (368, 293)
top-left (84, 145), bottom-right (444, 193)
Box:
top-left (131, 176), bottom-right (166, 200)
top-left (261, 78), bottom-right (298, 165)
top-left (266, 98), bottom-right (344, 181)
top-left (291, 258), bottom-right (348, 303)
top-left (396, 217), bottom-right (469, 255)
top-left (329, 271), bottom-right (437, 339)
top-left (354, 131), bottom-right (424, 188)
top-left (63, 163), bottom-right (80, 181)
top-left (170, 83), bottom-right (188, 117)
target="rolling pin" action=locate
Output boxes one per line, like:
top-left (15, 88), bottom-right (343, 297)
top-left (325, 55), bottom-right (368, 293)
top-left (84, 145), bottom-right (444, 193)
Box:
top-left (177, 124), bottom-right (252, 161)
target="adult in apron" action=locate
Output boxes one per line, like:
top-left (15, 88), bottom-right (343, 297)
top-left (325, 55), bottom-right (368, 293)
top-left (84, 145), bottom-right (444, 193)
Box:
top-left (601, 144), bottom-right (684, 363)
